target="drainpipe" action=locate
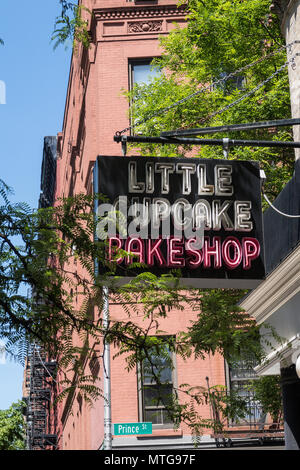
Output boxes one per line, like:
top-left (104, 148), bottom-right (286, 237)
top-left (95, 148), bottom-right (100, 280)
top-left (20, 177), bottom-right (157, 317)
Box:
top-left (103, 285), bottom-right (112, 450)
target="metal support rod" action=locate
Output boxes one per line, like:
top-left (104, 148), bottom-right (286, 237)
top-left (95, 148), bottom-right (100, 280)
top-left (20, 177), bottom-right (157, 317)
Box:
top-left (222, 138), bottom-right (229, 159)
top-left (160, 118), bottom-right (300, 137)
top-left (115, 134), bottom-right (300, 149)
top-left (103, 285), bottom-right (112, 450)
top-left (121, 136), bottom-right (127, 156)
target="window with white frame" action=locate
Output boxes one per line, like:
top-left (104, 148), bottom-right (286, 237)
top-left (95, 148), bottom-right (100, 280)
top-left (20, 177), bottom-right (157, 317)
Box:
top-left (226, 358), bottom-right (264, 426)
top-left (138, 338), bottom-right (175, 427)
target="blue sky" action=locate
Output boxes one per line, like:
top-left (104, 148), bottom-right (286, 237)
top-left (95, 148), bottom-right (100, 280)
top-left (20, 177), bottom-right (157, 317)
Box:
top-left (0, 0), bottom-right (71, 410)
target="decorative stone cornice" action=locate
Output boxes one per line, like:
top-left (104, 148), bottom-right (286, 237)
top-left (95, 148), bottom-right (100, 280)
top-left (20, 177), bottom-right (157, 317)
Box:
top-left (128, 20), bottom-right (163, 33)
top-left (270, 1), bottom-right (300, 36)
top-left (240, 243), bottom-right (300, 324)
top-left (254, 334), bottom-right (300, 376)
top-left (270, 0), bottom-right (291, 23)
top-left (93, 4), bottom-right (187, 21)
top-left (281, 0), bottom-right (300, 32)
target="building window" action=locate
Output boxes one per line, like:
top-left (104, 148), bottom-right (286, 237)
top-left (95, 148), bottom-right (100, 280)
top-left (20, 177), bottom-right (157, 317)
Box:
top-left (139, 339), bottom-right (175, 427)
top-left (129, 58), bottom-right (161, 89)
top-left (128, 59), bottom-right (161, 134)
top-left (211, 72), bottom-right (246, 93)
top-left (226, 358), bottom-right (264, 426)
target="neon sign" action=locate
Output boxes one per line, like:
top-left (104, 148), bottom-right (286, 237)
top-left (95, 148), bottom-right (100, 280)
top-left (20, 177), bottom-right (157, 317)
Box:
top-left (94, 156), bottom-right (265, 288)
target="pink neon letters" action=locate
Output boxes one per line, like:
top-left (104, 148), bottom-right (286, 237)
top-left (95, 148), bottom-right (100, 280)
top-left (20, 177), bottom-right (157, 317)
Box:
top-left (108, 236), bottom-right (260, 270)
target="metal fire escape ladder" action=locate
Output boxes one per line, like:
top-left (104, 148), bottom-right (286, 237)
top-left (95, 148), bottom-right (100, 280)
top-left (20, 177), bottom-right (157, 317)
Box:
top-left (26, 344), bottom-right (58, 450)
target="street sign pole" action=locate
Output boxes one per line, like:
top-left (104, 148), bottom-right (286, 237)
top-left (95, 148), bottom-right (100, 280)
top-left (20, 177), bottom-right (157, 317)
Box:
top-left (103, 285), bottom-right (112, 450)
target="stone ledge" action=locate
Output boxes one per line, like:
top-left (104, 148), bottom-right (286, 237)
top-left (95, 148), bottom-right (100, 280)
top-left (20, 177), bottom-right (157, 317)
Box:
top-left (240, 243), bottom-right (300, 324)
top-left (137, 428), bottom-right (183, 439)
top-left (93, 5), bottom-right (187, 21)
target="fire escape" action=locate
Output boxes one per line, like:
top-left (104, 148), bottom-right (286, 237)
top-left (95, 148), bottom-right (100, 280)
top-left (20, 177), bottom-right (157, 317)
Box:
top-left (23, 136), bottom-right (59, 450)
top-left (25, 344), bottom-right (58, 450)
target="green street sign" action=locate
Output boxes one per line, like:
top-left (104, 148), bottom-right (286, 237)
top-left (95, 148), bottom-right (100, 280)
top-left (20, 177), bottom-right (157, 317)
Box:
top-left (113, 422), bottom-right (152, 436)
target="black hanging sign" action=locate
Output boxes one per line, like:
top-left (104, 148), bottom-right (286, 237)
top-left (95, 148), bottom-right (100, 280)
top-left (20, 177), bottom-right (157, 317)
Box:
top-left (94, 155), bottom-right (265, 288)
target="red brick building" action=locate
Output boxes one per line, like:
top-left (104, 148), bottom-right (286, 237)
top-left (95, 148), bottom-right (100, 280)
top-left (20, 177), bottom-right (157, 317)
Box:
top-left (41, 0), bottom-right (267, 450)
